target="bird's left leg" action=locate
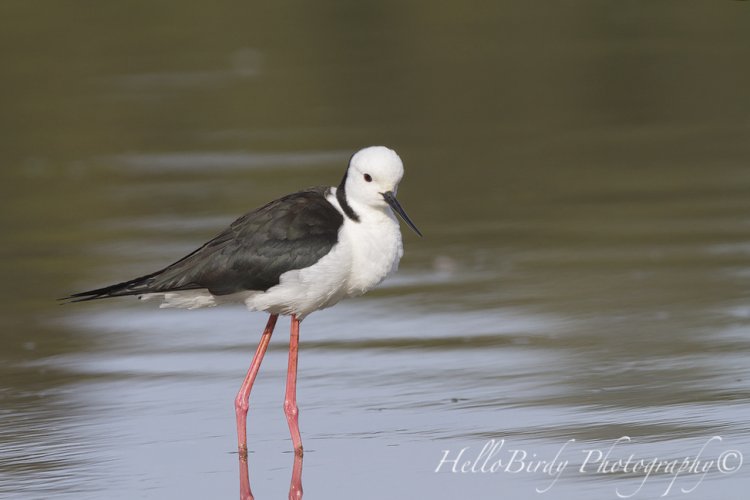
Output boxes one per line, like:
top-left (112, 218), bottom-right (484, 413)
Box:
top-left (235, 313), bottom-right (278, 500)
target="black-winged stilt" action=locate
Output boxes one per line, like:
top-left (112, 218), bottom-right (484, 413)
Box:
top-left (63, 146), bottom-right (421, 500)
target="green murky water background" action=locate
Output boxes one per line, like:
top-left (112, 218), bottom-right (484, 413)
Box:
top-left (2, 2), bottom-right (750, 499)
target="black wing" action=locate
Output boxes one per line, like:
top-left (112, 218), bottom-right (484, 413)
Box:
top-left (64, 187), bottom-right (344, 302)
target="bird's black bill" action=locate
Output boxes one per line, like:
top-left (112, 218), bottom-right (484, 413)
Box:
top-left (382, 191), bottom-right (423, 237)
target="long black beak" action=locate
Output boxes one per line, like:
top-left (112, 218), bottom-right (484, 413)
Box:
top-left (382, 191), bottom-right (423, 237)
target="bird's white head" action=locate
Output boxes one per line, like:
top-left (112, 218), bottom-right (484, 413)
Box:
top-left (340, 146), bottom-right (422, 236)
top-left (345, 146), bottom-right (404, 205)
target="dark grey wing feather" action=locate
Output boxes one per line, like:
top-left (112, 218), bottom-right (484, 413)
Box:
top-left (64, 187), bottom-right (343, 301)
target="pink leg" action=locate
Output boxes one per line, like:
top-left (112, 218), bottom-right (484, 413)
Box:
top-left (235, 314), bottom-right (278, 500)
top-left (284, 315), bottom-right (303, 500)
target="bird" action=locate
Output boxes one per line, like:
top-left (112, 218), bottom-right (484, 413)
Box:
top-left (62, 145), bottom-right (421, 500)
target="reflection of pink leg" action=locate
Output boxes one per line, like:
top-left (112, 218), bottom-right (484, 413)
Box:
top-left (284, 315), bottom-right (304, 499)
top-left (235, 314), bottom-right (278, 500)
top-left (290, 449), bottom-right (304, 500)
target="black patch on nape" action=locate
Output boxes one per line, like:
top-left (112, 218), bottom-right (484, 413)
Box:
top-left (337, 170), bottom-right (360, 222)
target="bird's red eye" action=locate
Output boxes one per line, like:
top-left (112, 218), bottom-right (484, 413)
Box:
top-left (364, 174), bottom-right (372, 182)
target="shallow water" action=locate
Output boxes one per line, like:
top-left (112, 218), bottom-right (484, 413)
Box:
top-left (2, 2), bottom-right (750, 499)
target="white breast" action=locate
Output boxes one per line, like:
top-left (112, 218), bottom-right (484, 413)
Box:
top-left (338, 201), bottom-right (403, 296)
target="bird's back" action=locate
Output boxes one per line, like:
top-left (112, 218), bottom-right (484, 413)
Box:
top-left (65, 187), bottom-right (344, 303)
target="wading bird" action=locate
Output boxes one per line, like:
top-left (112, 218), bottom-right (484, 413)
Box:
top-left (63, 146), bottom-right (421, 500)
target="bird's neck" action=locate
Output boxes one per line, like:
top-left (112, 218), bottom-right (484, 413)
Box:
top-left (336, 174), bottom-right (360, 223)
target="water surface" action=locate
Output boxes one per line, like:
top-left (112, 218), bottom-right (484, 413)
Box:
top-left (2, 2), bottom-right (750, 499)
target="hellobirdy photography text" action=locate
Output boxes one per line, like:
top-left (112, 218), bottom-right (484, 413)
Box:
top-left (435, 436), bottom-right (743, 498)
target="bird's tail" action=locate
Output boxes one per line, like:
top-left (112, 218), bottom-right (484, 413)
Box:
top-left (59, 270), bottom-right (163, 303)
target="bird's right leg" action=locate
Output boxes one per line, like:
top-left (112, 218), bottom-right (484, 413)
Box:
top-left (235, 313), bottom-right (278, 500)
top-left (284, 314), bottom-right (303, 500)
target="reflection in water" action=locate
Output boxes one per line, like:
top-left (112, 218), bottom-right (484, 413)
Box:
top-left (288, 453), bottom-right (303, 500)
